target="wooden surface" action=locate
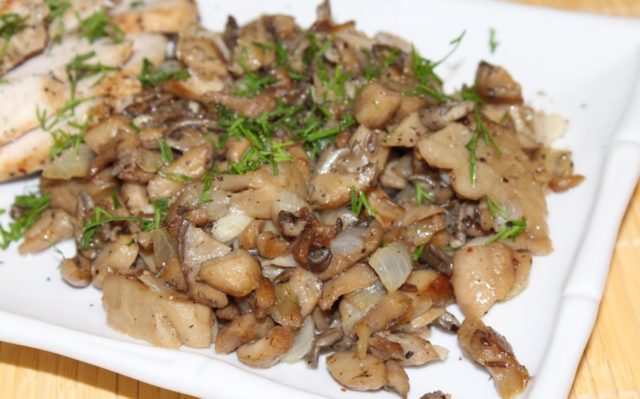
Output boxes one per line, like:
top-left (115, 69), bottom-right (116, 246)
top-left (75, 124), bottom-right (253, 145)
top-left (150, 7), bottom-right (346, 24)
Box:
top-left (1, 1), bottom-right (639, 398)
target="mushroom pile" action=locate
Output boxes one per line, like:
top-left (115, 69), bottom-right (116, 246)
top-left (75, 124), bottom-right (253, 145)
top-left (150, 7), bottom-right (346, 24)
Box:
top-left (2, 1), bottom-right (583, 398)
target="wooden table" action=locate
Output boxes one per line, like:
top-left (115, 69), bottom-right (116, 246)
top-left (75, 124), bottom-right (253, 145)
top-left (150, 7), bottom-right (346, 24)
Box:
top-left (1, 1), bottom-right (639, 398)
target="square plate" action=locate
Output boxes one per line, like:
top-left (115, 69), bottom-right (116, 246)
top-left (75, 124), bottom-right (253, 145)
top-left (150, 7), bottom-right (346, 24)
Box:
top-left (1, 1), bottom-right (639, 398)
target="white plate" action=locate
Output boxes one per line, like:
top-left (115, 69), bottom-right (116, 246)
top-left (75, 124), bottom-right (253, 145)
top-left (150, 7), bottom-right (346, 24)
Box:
top-left (1, 1), bottom-right (639, 398)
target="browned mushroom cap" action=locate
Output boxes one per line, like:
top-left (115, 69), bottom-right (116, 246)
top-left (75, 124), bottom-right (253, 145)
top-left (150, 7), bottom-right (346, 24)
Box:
top-left (451, 242), bottom-right (516, 318)
top-left (236, 326), bottom-right (295, 368)
top-left (197, 250), bottom-right (262, 297)
top-left (458, 316), bottom-right (530, 398)
top-left (319, 263), bottom-right (378, 310)
top-left (215, 312), bottom-right (275, 354)
top-left (475, 61), bottom-right (523, 105)
top-left (385, 359), bottom-right (409, 398)
top-left (60, 255), bottom-right (92, 288)
top-left (91, 235), bottom-right (140, 289)
top-left (354, 82), bottom-right (402, 129)
top-left (18, 208), bottom-right (74, 254)
top-left (326, 350), bottom-right (387, 392)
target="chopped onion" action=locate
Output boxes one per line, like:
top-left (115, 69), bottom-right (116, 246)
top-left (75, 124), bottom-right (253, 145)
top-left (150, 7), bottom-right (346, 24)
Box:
top-left (212, 212), bottom-right (252, 242)
top-left (152, 228), bottom-right (178, 271)
top-left (330, 227), bottom-right (366, 257)
top-left (262, 253), bottom-right (298, 268)
top-left (339, 282), bottom-right (386, 335)
top-left (281, 317), bottom-right (315, 363)
top-left (368, 242), bottom-right (412, 292)
top-left (42, 144), bottom-right (94, 180)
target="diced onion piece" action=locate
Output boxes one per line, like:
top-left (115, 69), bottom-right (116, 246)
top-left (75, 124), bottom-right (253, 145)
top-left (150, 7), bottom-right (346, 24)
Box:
top-left (368, 242), bottom-right (412, 292)
top-left (330, 227), bottom-right (365, 257)
top-left (212, 212), bottom-right (252, 242)
top-left (281, 317), bottom-right (315, 363)
top-left (339, 282), bottom-right (386, 335)
top-left (262, 253), bottom-right (299, 268)
top-left (152, 228), bottom-right (177, 271)
top-left (42, 144), bottom-right (95, 179)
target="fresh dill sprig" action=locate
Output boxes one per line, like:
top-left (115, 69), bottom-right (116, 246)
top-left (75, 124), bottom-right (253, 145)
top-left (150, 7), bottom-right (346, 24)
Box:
top-left (80, 207), bottom-right (140, 249)
top-left (486, 196), bottom-right (507, 219)
top-left (487, 218), bottom-right (527, 244)
top-left (350, 187), bottom-right (377, 217)
top-left (489, 27), bottom-right (499, 54)
top-left (157, 171), bottom-right (193, 184)
top-left (45, 0), bottom-right (71, 43)
top-left (460, 84), bottom-right (501, 186)
top-left (78, 9), bottom-right (124, 44)
top-left (0, 13), bottom-right (27, 57)
top-left (66, 51), bottom-right (118, 99)
top-left (0, 193), bottom-right (51, 250)
top-left (362, 48), bottom-right (400, 82)
top-left (234, 71), bottom-right (276, 97)
top-left (141, 199), bottom-right (169, 232)
top-left (415, 182), bottom-right (435, 205)
top-left (138, 58), bottom-right (190, 87)
top-left (157, 140), bottom-right (173, 165)
top-left (411, 244), bottom-right (425, 262)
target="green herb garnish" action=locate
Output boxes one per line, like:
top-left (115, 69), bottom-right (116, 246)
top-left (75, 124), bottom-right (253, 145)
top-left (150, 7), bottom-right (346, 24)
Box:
top-left (411, 243), bottom-right (425, 262)
top-left (415, 182), bottom-right (435, 205)
top-left (78, 9), bottom-right (124, 44)
top-left (234, 71), bottom-right (276, 97)
top-left (45, 0), bottom-right (71, 43)
top-left (141, 199), bottom-right (169, 232)
top-left (0, 13), bottom-right (27, 57)
top-left (157, 140), bottom-right (173, 165)
top-left (80, 207), bottom-right (140, 249)
top-left (487, 218), bottom-right (527, 244)
top-left (158, 171), bottom-right (193, 184)
top-left (489, 28), bottom-right (499, 54)
top-left (0, 193), bottom-right (51, 250)
top-left (486, 196), bottom-right (507, 219)
top-left (130, 0), bottom-right (145, 8)
top-left (460, 85), bottom-right (501, 186)
top-left (350, 187), bottom-right (377, 217)
top-left (363, 48), bottom-right (400, 81)
top-left (110, 191), bottom-right (121, 209)
top-left (137, 58), bottom-right (190, 87)
top-left (66, 51), bottom-right (118, 99)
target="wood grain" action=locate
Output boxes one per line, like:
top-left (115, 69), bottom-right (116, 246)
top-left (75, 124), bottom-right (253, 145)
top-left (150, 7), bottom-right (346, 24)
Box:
top-left (1, 1), bottom-right (639, 398)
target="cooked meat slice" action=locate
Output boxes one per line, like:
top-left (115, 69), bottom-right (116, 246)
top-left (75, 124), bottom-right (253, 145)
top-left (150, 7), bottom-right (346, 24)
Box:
top-left (0, 128), bottom-right (52, 181)
top-left (111, 0), bottom-right (199, 34)
top-left (0, 1), bottom-right (48, 75)
top-left (458, 316), bottom-right (530, 399)
top-left (102, 274), bottom-right (213, 348)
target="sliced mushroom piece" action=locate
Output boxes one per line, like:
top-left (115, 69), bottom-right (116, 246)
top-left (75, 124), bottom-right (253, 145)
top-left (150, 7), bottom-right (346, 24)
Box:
top-left (236, 326), bottom-right (295, 368)
top-left (215, 312), bottom-right (275, 354)
top-left (102, 274), bottom-right (213, 348)
top-left (451, 242), bottom-right (516, 318)
top-left (358, 291), bottom-right (411, 333)
top-left (178, 220), bottom-right (230, 285)
top-left (420, 391), bottom-right (452, 399)
top-left (420, 101), bottom-right (473, 131)
top-left (475, 61), bottom-right (523, 105)
top-left (385, 359), bottom-right (410, 399)
top-left (269, 281), bottom-right (303, 328)
top-left (326, 351), bottom-right (387, 392)
top-left (319, 219), bottom-right (384, 280)
top-left (147, 147), bottom-right (211, 199)
top-left (319, 263), bottom-right (378, 310)
top-left (18, 208), bottom-right (74, 254)
top-left (383, 333), bottom-right (448, 367)
top-left (60, 255), bottom-right (92, 288)
top-left (354, 82), bottom-right (402, 129)
top-left (458, 316), bottom-right (530, 398)
top-left (92, 235), bottom-right (140, 289)
top-left (197, 250), bottom-right (262, 297)
top-left (383, 111), bottom-right (427, 147)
